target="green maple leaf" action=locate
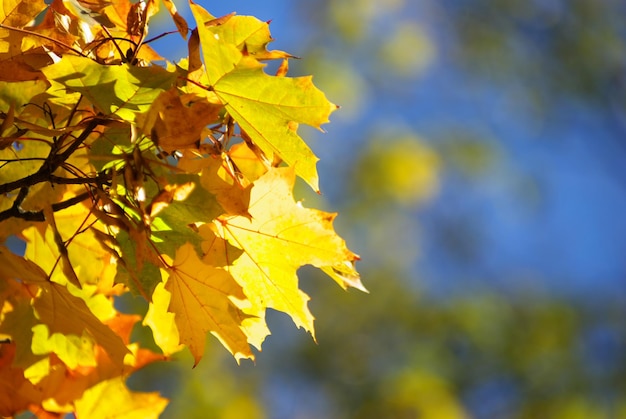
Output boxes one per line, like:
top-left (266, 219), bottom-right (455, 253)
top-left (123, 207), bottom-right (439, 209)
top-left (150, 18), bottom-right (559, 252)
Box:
top-left (41, 56), bottom-right (176, 121)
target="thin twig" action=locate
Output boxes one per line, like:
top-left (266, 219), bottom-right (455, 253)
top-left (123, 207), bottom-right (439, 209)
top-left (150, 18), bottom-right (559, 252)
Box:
top-left (144, 30), bottom-right (181, 45)
top-left (0, 24), bottom-right (88, 57)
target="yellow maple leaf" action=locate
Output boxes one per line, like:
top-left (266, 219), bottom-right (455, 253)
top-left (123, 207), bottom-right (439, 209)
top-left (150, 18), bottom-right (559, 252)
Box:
top-left (22, 200), bottom-right (116, 289)
top-left (74, 377), bottom-right (168, 419)
top-left (32, 281), bottom-right (129, 368)
top-left (164, 242), bottom-right (254, 365)
top-left (143, 281), bottom-right (184, 357)
top-left (211, 167), bottom-right (362, 347)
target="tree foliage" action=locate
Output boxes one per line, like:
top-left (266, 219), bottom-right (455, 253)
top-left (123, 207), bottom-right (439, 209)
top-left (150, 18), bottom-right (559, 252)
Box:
top-left (0, 0), bottom-right (364, 416)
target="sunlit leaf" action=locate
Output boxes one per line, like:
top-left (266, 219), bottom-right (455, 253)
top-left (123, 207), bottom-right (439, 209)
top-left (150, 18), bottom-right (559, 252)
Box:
top-left (32, 281), bottom-right (129, 367)
top-left (190, 3), bottom-right (337, 190)
top-left (41, 55), bottom-right (176, 121)
top-left (164, 242), bottom-right (253, 364)
top-left (143, 281), bottom-right (184, 356)
top-left (207, 14), bottom-right (295, 61)
top-left (74, 377), bottom-right (168, 419)
top-left (189, 2), bottom-right (241, 85)
top-left (212, 167), bottom-right (361, 346)
top-left (215, 60), bottom-right (337, 191)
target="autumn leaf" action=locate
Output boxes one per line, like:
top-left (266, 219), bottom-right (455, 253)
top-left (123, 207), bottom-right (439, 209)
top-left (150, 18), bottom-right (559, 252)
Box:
top-left (0, 277), bottom-right (41, 368)
top-left (32, 281), bottom-right (129, 367)
top-left (189, 2), bottom-right (241, 86)
top-left (0, 0), bottom-right (47, 28)
top-left (27, 313), bottom-right (163, 413)
top-left (0, 79), bottom-right (48, 111)
top-left (143, 281), bottom-right (184, 356)
top-left (148, 172), bottom-right (224, 258)
top-left (164, 242), bottom-right (253, 365)
top-left (321, 260), bottom-right (368, 293)
top-left (74, 376), bottom-right (168, 419)
top-left (24, 0), bottom-right (79, 54)
top-left (200, 154), bottom-right (252, 217)
top-left (0, 134), bottom-right (49, 196)
top-left (0, 245), bottom-right (48, 283)
top-left (0, 343), bottom-right (44, 417)
top-left (161, 0), bottom-right (188, 39)
top-left (140, 87), bottom-right (223, 152)
top-left (22, 201), bottom-right (116, 288)
top-left (227, 142), bottom-right (269, 183)
top-left (114, 229), bottom-right (162, 298)
top-left (211, 167), bottom-right (361, 346)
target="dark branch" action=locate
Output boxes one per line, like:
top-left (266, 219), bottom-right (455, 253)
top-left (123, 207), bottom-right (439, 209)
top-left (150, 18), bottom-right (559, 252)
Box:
top-left (0, 118), bottom-right (103, 195)
top-left (0, 190), bottom-right (93, 222)
top-left (49, 171), bottom-right (111, 185)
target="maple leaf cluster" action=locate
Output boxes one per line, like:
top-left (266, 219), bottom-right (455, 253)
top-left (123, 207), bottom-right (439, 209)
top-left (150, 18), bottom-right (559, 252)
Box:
top-left (0, 0), bottom-right (365, 416)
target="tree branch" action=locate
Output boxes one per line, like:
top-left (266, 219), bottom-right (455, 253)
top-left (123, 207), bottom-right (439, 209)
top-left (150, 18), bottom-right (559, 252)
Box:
top-left (0, 190), bottom-right (93, 222)
top-left (0, 118), bottom-right (103, 195)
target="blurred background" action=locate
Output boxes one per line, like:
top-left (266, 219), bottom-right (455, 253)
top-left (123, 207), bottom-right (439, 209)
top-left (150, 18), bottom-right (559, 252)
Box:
top-left (129, 0), bottom-right (626, 418)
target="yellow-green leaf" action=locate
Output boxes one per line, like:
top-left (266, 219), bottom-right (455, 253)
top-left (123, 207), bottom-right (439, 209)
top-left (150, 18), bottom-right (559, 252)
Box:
top-left (30, 324), bottom-right (97, 369)
top-left (189, 1), bottom-right (241, 85)
top-left (207, 15), bottom-right (295, 61)
top-left (212, 167), bottom-right (361, 345)
top-left (41, 55), bottom-right (176, 121)
top-left (189, 2), bottom-right (337, 190)
top-left (0, 80), bottom-right (48, 112)
top-left (216, 60), bottom-right (336, 191)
